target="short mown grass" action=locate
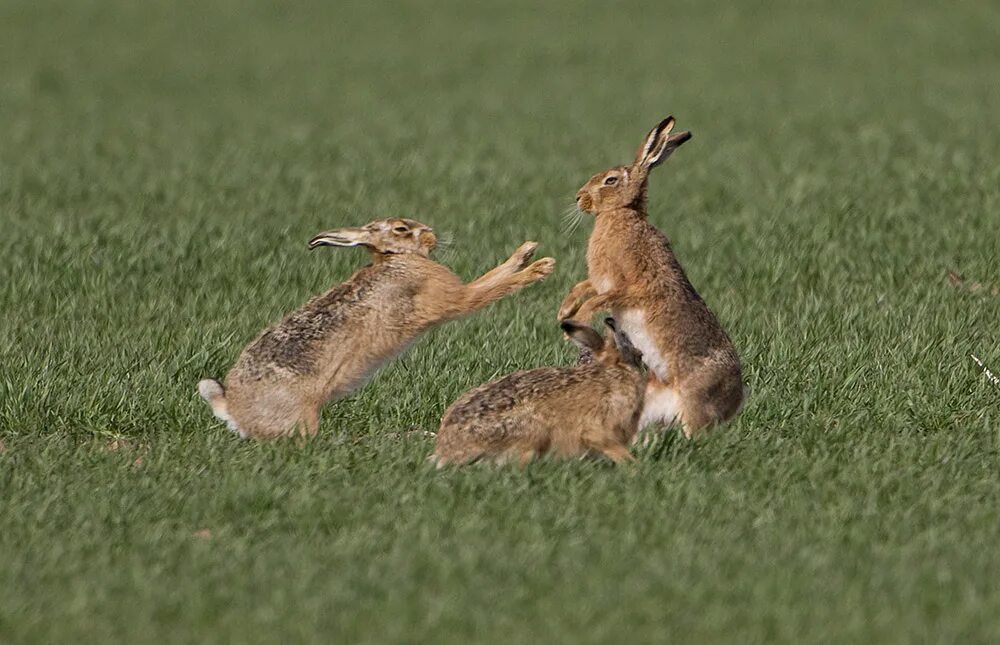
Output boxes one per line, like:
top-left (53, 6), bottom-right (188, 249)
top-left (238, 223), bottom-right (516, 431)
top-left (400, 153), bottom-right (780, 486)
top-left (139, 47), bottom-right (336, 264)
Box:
top-left (2, 0), bottom-right (999, 642)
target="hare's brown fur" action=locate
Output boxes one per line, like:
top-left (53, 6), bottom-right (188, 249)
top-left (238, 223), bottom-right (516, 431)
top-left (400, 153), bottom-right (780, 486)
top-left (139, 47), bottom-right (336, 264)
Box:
top-left (434, 319), bottom-right (645, 466)
top-left (199, 218), bottom-right (554, 440)
top-left (559, 117), bottom-right (744, 438)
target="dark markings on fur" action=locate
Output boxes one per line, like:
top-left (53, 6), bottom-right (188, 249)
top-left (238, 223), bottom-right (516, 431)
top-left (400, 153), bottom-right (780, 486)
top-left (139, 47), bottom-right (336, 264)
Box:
top-left (443, 365), bottom-right (617, 439)
top-left (240, 262), bottom-right (404, 379)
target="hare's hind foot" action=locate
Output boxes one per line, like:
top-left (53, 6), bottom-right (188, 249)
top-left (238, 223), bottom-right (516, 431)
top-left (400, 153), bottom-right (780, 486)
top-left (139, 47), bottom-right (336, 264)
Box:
top-left (675, 371), bottom-right (745, 438)
top-left (598, 443), bottom-right (635, 465)
top-left (300, 407), bottom-right (320, 437)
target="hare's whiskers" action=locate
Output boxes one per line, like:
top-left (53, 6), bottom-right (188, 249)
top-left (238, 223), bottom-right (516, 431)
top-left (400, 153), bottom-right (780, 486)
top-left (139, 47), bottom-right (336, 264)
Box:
top-left (435, 230), bottom-right (454, 249)
top-left (433, 230), bottom-right (459, 264)
top-left (561, 204), bottom-right (584, 236)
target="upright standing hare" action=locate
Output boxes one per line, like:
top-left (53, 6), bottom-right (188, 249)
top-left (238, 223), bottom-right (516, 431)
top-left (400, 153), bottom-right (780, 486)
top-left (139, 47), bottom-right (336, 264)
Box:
top-left (558, 116), bottom-right (744, 438)
top-left (199, 217), bottom-right (555, 440)
top-left (433, 318), bottom-right (645, 467)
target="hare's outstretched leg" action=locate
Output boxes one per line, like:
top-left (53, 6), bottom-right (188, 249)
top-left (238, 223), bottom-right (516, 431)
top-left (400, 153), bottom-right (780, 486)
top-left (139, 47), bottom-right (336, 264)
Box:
top-left (557, 280), bottom-right (595, 320)
top-left (470, 241), bottom-right (541, 285)
top-left (457, 255), bottom-right (555, 313)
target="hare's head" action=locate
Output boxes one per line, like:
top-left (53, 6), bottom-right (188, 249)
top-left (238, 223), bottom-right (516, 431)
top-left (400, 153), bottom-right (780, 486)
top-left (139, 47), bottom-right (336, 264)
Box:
top-left (575, 116), bottom-right (691, 216)
top-left (562, 318), bottom-right (643, 370)
top-left (308, 218), bottom-right (437, 256)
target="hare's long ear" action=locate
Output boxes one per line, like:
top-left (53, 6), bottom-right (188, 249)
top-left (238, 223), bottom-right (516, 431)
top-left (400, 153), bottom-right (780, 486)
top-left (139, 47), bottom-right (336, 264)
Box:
top-left (561, 320), bottom-right (604, 354)
top-left (635, 116), bottom-right (692, 171)
top-left (604, 317), bottom-right (643, 367)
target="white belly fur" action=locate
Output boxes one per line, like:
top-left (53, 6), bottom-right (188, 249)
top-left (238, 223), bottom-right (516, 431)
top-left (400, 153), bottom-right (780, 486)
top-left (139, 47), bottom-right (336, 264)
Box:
top-left (617, 309), bottom-right (669, 382)
top-left (639, 385), bottom-right (681, 429)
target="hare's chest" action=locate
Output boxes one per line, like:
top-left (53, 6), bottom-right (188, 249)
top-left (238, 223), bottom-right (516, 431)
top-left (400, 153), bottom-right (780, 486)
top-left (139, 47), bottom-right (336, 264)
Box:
top-left (618, 309), bottom-right (669, 382)
top-left (586, 225), bottom-right (634, 290)
top-left (588, 253), bottom-right (628, 296)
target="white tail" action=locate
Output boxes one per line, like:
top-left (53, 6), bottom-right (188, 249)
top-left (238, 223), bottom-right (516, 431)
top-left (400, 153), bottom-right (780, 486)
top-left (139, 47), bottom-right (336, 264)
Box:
top-left (197, 379), bottom-right (245, 438)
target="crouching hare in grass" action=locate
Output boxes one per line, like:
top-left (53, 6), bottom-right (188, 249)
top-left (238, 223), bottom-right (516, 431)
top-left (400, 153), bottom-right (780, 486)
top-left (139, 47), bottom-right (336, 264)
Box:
top-left (198, 217), bottom-right (555, 440)
top-left (559, 116), bottom-right (744, 439)
top-left (433, 318), bottom-right (645, 467)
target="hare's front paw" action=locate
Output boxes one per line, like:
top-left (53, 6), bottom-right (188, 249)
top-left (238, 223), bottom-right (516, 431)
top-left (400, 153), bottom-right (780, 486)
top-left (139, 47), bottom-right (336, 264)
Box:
top-left (557, 303), bottom-right (578, 321)
top-left (524, 257), bottom-right (555, 281)
top-left (557, 292), bottom-right (582, 320)
top-left (508, 241), bottom-right (539, 271)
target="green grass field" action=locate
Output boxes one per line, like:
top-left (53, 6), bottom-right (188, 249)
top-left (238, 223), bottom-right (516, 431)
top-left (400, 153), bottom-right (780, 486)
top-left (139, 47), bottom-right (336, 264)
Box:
top-left (2, 0), bottom-right (1000, 641)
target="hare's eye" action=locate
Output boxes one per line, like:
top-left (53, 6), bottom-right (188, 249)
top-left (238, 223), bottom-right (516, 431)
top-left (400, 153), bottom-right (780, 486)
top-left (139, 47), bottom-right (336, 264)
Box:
top-left (603, 176), bottom-right (618, 186)
top-left (393, 226), bottom-right (409, 233)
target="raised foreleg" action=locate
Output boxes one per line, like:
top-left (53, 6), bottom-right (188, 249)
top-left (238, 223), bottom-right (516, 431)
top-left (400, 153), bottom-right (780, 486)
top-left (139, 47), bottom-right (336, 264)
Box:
top-left (571, 289), bottom-right (627, 323)
top-left (449, 242), bottom-right (555, 316)
top-left (557, 279), bottom-right (596, 321)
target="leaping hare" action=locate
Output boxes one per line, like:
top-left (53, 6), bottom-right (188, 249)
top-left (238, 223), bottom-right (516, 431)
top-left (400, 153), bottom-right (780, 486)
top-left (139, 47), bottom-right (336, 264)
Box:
top-left (433, 318), bottom-right (645, 467)
top-left (199, 217), bottom-right (555, 440)
top-left (558, 116), bottom-right (744, 438)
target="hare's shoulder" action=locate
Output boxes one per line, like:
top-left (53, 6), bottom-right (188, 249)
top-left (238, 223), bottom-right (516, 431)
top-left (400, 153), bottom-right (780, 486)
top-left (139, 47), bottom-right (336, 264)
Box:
top-left (630, 218), bottom-right (676, 258)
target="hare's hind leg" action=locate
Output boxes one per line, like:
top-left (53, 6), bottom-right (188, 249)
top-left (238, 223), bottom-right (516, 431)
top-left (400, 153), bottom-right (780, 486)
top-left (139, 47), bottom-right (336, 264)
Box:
top-left (498, 448), bottom-right (537, 470)
top-left (598, 442), bottom-right (635, 465)
top-left (299, 405), bottom-right (321, 438)
top-left (584, 435), bottom-right (634, 464)
top-left (231, 386), bottom-right (313, 440)
top-left (581, 424), bottom-right (635, 465)
top-left (676, 368), bottom-right (744, 438)
top-left (679, 408), bottom-right (716, 439)
top-left (636, 377), bottom-right (682, 436)
top-left (517, 450), bottom-right (538, 469)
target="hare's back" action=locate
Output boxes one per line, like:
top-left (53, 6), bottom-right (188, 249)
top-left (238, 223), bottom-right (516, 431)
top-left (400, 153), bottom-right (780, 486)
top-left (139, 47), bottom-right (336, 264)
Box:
top-left (442, 367), bottom-right (590, 427)
top-left (234, 263), bottom-right (421, 380)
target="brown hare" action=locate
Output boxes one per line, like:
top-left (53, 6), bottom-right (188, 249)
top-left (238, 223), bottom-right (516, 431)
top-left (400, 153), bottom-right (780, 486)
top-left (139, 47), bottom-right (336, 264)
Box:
top-left (433, 318), bottom-right (645, 467)
top-left (558, 116), bottom-right (744, 439)
top-left (199, 217), bottom-right (555, 440)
